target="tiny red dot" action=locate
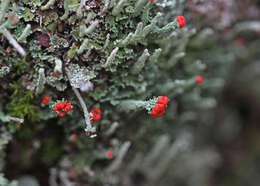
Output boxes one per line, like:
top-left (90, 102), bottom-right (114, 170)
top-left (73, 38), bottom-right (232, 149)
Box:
top-left (235, 38), bottom-right (245, 46)
top-left (196, 76), bottom-right (204, 84)
top-left (107, 151), bottom-right (113, 158)
top-left (72, 134), bottom-right (77, 140)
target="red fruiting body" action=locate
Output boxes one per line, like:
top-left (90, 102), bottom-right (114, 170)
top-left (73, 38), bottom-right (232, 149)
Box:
top-left (57, 112), bottom-right (66, 117)
top-left (54, 107), bottom-right (58, 112)
top-left (69, 169), bottom-right (77, 178)
top-left (235, 38), bottom-right (244, 46)
top-left (42, 99), bottom-right (48, 104)
top-left (157, 96), bottom-right (169, 106)
top-left (54, 101), bottom-right (72, 117)
top-left (42, 96), bottom-right (51, 104)
top-left (64, 104), bottom-right (72, 112)
top-left (149, 0), bottom-right (155, 2)
top-left (93, 114), bottom-right (101, 122)
top-left (72, 134), bottom-right (77, 140)
top-left (107, 151), bottom-right (113, 158)
top-left (61, 102), bottom-right (67, 108)
top-left (176, 16), bottom-right (186, 28)
top-left (92, 108), bottom-right (101, 115)
top-left (90, 108), bottom-right (102, 122)
top-left (151, 104), bottom-right (165, 117)
top-left (196, 76), bottom-right (204, 84)
top-left (56, 102), bottom-right (65, 110)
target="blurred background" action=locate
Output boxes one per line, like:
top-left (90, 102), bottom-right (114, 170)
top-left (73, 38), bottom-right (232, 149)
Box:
top-left (1, 0), bottom-right (260, 185)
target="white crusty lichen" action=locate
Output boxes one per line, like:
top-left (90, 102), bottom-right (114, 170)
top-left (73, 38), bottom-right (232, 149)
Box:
top-left (46, 75), bottom-right (67, 91)
top-left (0, 65), bottom-right (10, 78)
top-left (67, 63), bottom-right (96, 89)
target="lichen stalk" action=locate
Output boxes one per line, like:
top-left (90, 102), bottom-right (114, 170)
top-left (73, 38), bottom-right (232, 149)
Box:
top-left (0, 27), bottom-right (26, 56)
top-left (66, 69), bottom-right (95, 134)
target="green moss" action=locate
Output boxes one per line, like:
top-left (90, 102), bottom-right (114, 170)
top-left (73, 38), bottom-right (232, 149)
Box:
top-left (23, 7), bottom-right (35, 22)
top-left (0, 66), bottom-right (10, 78)
top-left (13, 58), bottom-right (26, 75)
top-left (7, 82), bottom-right (40, 121)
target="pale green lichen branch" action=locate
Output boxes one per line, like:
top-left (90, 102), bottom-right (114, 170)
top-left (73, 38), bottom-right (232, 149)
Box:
top-left (118, 100), bottom-right (147, 112)
top-left (54, 58), bottom-right (63, 73)
top-left (142, 12), bottom-right (162, 36)
top-left (134, 0), bottom-right (147, 16)
top-left (77, 39), bottom-right (89, 55)
top-left (131, 49), bottom-right (150, 74)
top-left (103, 33), bottom-right (110, 50)
top-left (112, 0), bottom-right (127, 16)
top-left (101, 0), bottom-right (110, 14)
top-left (149, 48), bottom-right (162, 66)
top-left (61, 0), bottom-right (69, 20)
top-left (80, 20), bottom-right (99, 37)
top-left (118, 13), bottom-right (162, 47)
top-left (85, 12), bottom-right (95, 24)
top-left (35, 68), bottom-right (46, 95)
top-left (18, 24), bottom-right (31, 42)
top-left (104, 47), bottom-right (119, 67)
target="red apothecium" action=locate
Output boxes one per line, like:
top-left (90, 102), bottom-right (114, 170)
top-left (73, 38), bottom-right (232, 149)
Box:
top-left (176, 16), bottom-right (186, 28)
